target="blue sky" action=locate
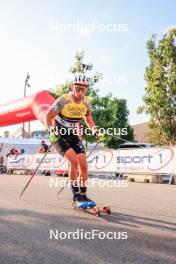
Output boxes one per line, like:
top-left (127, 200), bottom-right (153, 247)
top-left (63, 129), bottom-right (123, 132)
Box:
top-left (0, 0), bottom-right (175, 135)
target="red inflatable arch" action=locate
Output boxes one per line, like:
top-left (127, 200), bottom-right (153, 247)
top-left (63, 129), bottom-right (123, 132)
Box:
top-left (0, 90), bottom-right (55, 128)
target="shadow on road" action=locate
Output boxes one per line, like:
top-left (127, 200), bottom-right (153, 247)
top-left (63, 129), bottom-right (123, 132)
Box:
top-left (0, 205), bottom-right (176, 264)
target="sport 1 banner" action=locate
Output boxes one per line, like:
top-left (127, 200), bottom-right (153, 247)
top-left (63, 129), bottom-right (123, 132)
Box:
top-left (7, 147), bottom-right (176, 174)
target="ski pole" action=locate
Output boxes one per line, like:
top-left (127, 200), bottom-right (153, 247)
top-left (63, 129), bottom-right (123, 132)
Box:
top-left (86, 139), bottom-right (100, 159)
top-left (19, 143), bottom-right (53, 199)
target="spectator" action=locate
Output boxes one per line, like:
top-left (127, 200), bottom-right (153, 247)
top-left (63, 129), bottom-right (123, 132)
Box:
top-left (6, 148), bottom-right (19, 158)
top-left (20, 148), bottom-right (25, 154)
top-left (39, 140), bottom-right (49, 153)
top-left (38, 141), bottom-right (50, 176)
top-left (0, 155), bottom-right (6, 173)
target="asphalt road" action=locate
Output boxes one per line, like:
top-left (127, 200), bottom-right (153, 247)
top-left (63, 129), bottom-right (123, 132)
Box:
top-left (0, 174), bottom-right (176, 264)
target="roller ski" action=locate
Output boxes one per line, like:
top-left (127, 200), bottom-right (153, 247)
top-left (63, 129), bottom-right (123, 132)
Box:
top-left (72, 195), bottom-right (111, 217)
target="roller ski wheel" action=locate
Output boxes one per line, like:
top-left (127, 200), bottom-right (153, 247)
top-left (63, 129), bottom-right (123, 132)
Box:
top-left (102, 206), bottom-right (111, 215)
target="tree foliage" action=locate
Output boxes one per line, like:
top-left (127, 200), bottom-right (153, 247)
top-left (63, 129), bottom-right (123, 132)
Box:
top-left (138, 28), bottom-right (176, 145)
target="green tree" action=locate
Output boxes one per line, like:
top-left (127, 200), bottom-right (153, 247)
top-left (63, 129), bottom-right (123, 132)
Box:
top-left (89, 95), bottom-right (133, 148)
top-left (50, 51), bottom-right (134, 148)
top-left (138, 28), bottom-right (176, 145)
top-left (50, 51), bottom-right (101, 98)
top-left (105, 98), bottom-right (134, 148)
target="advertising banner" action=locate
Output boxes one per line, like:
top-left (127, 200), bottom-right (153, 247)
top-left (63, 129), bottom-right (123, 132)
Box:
top-left (7, 147), bottom-right (176, 174)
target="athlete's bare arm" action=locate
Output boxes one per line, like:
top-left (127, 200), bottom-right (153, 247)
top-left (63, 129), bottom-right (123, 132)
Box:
top-left (83, 114), bottom-right (97, 134)
top-left (45, 96), bottom-right (66, 131)
top-left (45, 109), bottom-right (57, 131)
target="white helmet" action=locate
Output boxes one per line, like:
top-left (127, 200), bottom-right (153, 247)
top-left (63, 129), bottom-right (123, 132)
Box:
top-left (73, 75), bottom-right (90, 87)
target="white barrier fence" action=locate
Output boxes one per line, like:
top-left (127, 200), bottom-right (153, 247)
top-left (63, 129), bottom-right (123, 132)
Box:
top-left (7, 147), bottom-right (176, 174)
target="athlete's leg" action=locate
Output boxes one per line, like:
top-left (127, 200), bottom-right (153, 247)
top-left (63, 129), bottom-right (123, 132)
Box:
top-left (69, 135), bottom-right (86, 185)
top-left (64, 148), bottom-right (83, 202)
top-left (64, 148), bottom-right (78, 183)
top-left (53, 136), bottom-right (83, 202)
top-left (77, 153), bottom-right (95, 205)
top-left (53, 135), bottom-right (79, 182)
top-left (61, 135), bottom-right (90, 204)
top-left (78, 153), bottom-right (88, 186)
top-left (68, 135), bottom-right (92, 202)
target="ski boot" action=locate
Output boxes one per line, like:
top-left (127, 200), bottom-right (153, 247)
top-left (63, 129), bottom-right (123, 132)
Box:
top-left (81, 194), bottom-right (96, 208)
top-left (71, 184), bottom-right (88, 209)
top-left (81, 187), bottom-right (111, 216)
top-left (79, 187), bottom-right (100, 216)
top-left (80, 187), bottom-right (96, 208)
top-left (72, 193), bottom-right (88, 209)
